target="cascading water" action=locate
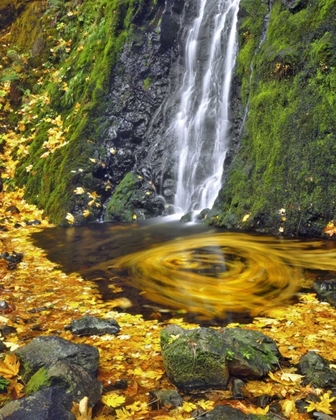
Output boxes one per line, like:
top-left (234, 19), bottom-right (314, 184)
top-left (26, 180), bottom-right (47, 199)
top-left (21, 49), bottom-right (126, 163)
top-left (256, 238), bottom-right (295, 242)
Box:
top-left (173, 0), bottom-right (241, 213)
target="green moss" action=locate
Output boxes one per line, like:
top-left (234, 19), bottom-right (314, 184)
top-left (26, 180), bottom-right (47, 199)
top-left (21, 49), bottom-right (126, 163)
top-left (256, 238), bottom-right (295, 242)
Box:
top-left (11, 0), bottom-right (159, 224)
top-left (25, 367), bottom-right (50, 395)
top-left (213, 0), bottom-right (336, 236)
top-left (160, 327), bottom-right (229, 390)
top-left (143, 76), bottom-right (152, 90)
top-left (104, 172), bottom-right (139, 222)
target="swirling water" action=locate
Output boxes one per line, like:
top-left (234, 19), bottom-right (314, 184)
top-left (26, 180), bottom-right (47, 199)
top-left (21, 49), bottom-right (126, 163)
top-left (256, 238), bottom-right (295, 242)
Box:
top-left (32, 220), bottom-right (336, 322)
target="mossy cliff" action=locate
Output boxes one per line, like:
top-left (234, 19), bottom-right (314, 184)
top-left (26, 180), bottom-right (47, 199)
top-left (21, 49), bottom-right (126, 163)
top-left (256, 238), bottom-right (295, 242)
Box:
top-left (211, 0), bottom-right (336, 237)
top-left (0, 0), bottom-right (163, 225)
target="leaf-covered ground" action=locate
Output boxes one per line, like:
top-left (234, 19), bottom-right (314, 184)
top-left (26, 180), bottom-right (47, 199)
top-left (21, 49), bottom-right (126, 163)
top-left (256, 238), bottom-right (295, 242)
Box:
top-left (1, 142), bottom-right (336, 419)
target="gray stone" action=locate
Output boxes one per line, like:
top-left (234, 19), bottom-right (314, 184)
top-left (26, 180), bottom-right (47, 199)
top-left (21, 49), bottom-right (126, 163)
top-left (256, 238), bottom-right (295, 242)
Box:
top-left (15, 336), bottom-right (99, 381)
top-left (202, 405), bottom-right (248, 419)
top-left (149, 389), bottom-right (183, 409)
top-left (299, 351), bottom-right (336, 388)
top-left (65, 316), bottom-right (120, 336)
top-left (221, 328), bottom-right (280, 378)
top-left (0, 386), bottom-right (75, 420)
top-left (26, 360), bottom-right (102, 405)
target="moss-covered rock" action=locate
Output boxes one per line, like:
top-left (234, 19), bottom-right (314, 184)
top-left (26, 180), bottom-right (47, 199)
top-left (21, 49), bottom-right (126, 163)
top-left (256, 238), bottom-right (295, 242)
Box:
top-left (104, 171), bottom-right (165, 222)
top-left (161, 325), bottom-right (282, 392)
top-left (160, 324), bottom-right (230, 391)
top-left (212, 0), bottom-right (336, 237)
top-left (8, 0), bottom-right (163, 225)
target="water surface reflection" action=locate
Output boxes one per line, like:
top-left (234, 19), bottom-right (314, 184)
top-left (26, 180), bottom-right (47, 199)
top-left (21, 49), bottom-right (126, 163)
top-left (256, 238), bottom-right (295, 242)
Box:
top-left (32, 219), bottom-right (336, 321)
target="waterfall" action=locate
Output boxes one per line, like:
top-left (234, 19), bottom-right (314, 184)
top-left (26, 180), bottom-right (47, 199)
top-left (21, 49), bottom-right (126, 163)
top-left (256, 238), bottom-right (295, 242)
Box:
top-left (173, 0), bottom-right (241, 213)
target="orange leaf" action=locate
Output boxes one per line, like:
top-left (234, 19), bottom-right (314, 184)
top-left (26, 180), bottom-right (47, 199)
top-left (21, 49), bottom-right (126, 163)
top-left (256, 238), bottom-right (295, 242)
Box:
top-left (0, 353), bottom-right (20, 379)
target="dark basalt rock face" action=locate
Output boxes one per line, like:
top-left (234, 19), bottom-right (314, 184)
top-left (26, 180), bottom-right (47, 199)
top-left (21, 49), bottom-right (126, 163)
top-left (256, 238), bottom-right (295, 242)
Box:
top-left (281, 0), bottom-right (309, 13)
top-left (102, 0), bottom-right (202, 222)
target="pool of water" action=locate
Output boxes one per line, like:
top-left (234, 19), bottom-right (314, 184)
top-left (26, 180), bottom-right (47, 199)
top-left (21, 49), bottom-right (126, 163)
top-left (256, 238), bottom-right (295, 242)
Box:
top-left (31, 217), bottom-right (336, 324)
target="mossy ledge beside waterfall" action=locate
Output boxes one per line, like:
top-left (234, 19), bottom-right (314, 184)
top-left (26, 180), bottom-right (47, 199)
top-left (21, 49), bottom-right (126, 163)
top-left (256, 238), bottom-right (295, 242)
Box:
top-left (2, 0), bottom-right (336, 237)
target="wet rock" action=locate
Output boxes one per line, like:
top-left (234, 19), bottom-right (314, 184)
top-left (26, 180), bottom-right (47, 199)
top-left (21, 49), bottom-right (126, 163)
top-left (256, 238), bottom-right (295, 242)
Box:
top-left (201, 405), bottom-right (248, 419)
top-left (5, 205), bottom-right (20, 215)
top-left (281, 0), bottom-right (309, 13)
top-left (104, 171), bottom-right (165, 222)
top-left (180, 211), bottom-right (193, 223)
top-left (113, 379), bottom-right (128, 390)
top-left (0, 386), bottom-right (75, 420)
top-left (299, 351), bottom-right (336, 388)
top-left (65, 315), bottom-right (120, 336)
top-left (0, 301), bottom-right (9, 311)
top-left (221, 328), bottom-right (280, 378)
top-left (15, 336), bottom-right (99, 381)
top-left (160, 325), bottom-right (281, 392)
top-left (0, 325), bottom-right (16, 336)
top-left (231, 378), bottom-right (246, 399)
top-left (160, 0), bottom-right (185, 50)
top-left (25, 360), bottom-right (102, 405)
top-left (313, 279), bottom-right (336, 307)
top-left (312, 413), bottom-right (336, 420)
top-left (149, 389), bottom-right (183, 409)
top-left (160, 324), bottom-right (230, 391)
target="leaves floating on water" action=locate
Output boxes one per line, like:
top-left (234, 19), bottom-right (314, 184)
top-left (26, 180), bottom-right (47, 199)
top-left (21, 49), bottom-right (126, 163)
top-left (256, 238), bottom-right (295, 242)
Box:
top-left (113, 233), bottom-right (336, 319)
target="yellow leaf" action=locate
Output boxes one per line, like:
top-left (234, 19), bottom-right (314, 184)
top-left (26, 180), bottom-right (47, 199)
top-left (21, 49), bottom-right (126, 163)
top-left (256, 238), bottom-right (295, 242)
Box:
top-left (280, 373), bottom-right (304, 383)
top-left (182, 401), bottom-right (197, 413)
top-left (306, 391), bottom-right (335, 415)
top-left (115, 407), bottom-right (132, 420)
top-left (74, 187), bottom-right (85, 195)
top-left (101, 392), bottom-right (126, 408)
top-left (0, 353), bottom-right (20, 379)
top-left (83, 210), bottom-right (91, 218)
top-left (66, 213), bottom-right (75, 224)
top-left (197, 400), bottom-right (214, 411)
top-left (281, 399), bottom-right (296, 417)
top-left (242, 213), bottom-right (250, 222)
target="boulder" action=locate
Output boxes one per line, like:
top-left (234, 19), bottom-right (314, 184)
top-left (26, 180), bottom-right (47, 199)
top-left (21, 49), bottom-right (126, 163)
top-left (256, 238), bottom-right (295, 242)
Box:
top-left (15, 336), bottom-right (99, 381)
top-left (0, 386), bottom-right (75, 420)
top-left (221, 328), bottom-right (280, 378)
top-left (65, 316), bottom-right (120, 336)
top-left (160, 325), bottom-right (281, 392)
top-left (25, 360), bottom-right (102, 405)
top-left (161, 325), bottom-right (229, 391)
top-left (299, 351), bottom-right (336, 388)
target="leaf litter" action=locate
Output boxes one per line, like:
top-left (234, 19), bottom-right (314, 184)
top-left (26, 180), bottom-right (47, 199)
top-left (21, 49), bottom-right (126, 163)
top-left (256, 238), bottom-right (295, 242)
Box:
top-left (1, 152), bottom-right (336, 418)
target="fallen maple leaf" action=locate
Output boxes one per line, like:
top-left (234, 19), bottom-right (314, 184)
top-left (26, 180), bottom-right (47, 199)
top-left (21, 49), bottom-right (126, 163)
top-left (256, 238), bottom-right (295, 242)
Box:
top-left (0, 353), bottom-right (20, 379)
top-left (101, 392), bottom-right (126, 408)
top-left (306, 391), bottom-right (335, 415)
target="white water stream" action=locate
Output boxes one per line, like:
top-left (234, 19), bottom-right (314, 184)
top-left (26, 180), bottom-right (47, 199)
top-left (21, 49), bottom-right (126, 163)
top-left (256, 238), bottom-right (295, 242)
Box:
top-left (173, 0), bottom-right (241, 213)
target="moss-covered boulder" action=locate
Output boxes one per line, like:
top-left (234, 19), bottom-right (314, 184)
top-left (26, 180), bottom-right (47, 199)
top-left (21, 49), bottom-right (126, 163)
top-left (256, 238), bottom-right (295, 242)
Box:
top-left (160, 324), bottom-right (230, 391)
top-left (104, 171), bottom-right (165, 222)
top-left (160, 325), bottom-right (281, 391)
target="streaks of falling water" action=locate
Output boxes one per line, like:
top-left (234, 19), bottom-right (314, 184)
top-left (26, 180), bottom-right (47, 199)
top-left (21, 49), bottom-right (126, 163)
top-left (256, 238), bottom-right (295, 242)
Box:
top-left (173, 0), bottom-right (241, 213)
